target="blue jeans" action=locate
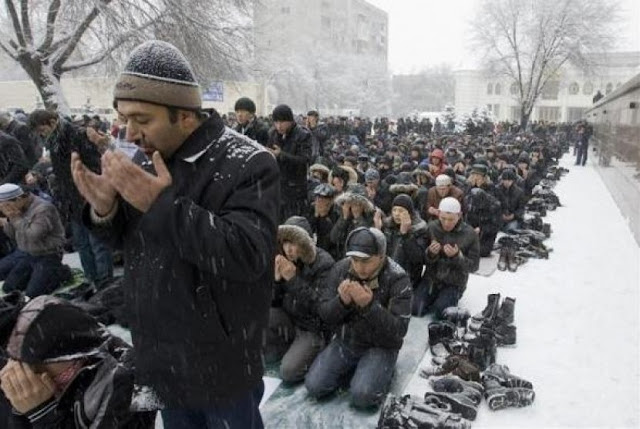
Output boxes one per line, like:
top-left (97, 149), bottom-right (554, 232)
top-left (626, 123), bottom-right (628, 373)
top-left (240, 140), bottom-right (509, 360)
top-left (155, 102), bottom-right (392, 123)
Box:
top-left (423, 283), bottom-right (461, 319)
top-left (161, 381), bottom-right (264, 429)
top-left (305, 339), bottom-right (398, 409)
top-left (0, 250), bottom-right (67, 298)
top-left (70, 221), bottom-right (113, 285)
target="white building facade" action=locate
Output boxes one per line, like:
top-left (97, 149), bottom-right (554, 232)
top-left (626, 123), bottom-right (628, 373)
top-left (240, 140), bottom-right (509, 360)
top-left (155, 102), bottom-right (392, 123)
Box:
top-left (454, 52), bottom-right (640, 123)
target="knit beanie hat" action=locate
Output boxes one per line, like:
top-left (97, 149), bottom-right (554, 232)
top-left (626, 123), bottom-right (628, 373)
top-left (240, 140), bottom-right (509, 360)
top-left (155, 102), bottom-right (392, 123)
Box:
top-left (439, 197), bottom-right (462, 214)
top-left (234, 97), bottom-right (256, 114)
top-left (393, 194), bottom-right (414, 213)
top-left (272, 104), bottom-right (294, 122)
top-left (365, 169), bottom-right (380, 183)
top-left (435, 174), bottom-right (452, 186)
top-left (114, 40), bottom-right (201, 110)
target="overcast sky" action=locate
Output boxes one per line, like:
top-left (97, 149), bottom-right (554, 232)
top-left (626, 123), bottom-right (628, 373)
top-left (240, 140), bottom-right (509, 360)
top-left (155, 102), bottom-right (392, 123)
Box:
top-left (367, 0), bottom-right (640, 74)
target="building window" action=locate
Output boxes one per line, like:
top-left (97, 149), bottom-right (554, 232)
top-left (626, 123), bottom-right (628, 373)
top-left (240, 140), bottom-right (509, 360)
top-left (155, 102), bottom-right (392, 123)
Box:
top-left (606, 82), bottom-right (613, 94)
top-left (510, 106), bottom-right (520, 120)
top-left (540, 80), bottom-right (560, 100)
top-left (568, 82), bottom-right (579, 95)
top-left (486, 104), bottom-right (492, 111)
top-left (616, 82), bottom-right (622, 88)
top-left (510, 82), bottom-right (518, 95)
top-left (487, 83), bottom-right (493, 95)
top-left (321, 16), bottom-right (331, 28)
top-left (494, 104), bottom-right (500, 117)
top-left (583, 81), bottom-right (593, 95)
top-left (281, 6), bottom-right (290, 14)
top-left (537, 106), bottom-right (561, 122)
top-left (494, 83), bottom-right (501, 95)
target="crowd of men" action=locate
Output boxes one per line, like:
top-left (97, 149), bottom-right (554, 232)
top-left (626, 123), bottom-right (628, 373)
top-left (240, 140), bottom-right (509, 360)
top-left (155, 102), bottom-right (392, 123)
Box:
top-left (0, 40), bottom-right (577, 428)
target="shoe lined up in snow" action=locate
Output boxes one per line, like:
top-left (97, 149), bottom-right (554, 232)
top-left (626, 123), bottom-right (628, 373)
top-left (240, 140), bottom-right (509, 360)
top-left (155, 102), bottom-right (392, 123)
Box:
top-left (482, 364), bottom-right (535, 411)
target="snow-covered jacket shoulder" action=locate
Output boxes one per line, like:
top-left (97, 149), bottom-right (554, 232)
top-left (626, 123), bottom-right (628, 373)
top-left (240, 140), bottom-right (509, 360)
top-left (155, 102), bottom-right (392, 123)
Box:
top-left (85, 111), bottom-right (280, 408)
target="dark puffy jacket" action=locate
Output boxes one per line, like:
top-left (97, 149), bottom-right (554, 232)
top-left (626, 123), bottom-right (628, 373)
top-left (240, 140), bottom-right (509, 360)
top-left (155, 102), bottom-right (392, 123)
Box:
top-left (269, 123), bottom-right (312, 201)
top-left (495, 183), bottom-right (525, 221)
top-left (86, 111), bottom-right (280, 408)
top-left (384, 215), bottom-right (429, 284)
top-left (307, 204), bottom-right (340, 260)
top-left (464, 187), bottom-right (502, 236)
top-left (5, 120), bottom-right (39, 167)
top-left (309, 124), bottom-right (329, 159)
top-left (47, 119), bottom-right (102, 222)
top-left (273, 225), bottom-right (335, 334)
top-left (425, 219), bottom-right (480, 291)
top-left (319, 257), bottom-right (412, 350)
top-left (0, 132), bottom-right (29, 185)
top-left (235, 117), bottom-right (269, 146)
top-left (5, 296), bottom-right (154, 428)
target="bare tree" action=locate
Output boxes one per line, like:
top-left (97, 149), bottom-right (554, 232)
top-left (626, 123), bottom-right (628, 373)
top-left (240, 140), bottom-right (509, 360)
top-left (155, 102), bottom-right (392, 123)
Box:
top-left (0, 0), bottom-right (252, 113)
top-left (470, 0), bottom-right (619, 129)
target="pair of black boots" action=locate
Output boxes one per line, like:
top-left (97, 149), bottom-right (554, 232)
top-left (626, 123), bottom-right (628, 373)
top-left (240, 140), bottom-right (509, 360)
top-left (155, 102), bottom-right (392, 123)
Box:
top-left (497, 237), bottom-right (519, 272)
top-left (482, 364), bottom-right (535, 410)
top-left (378, 394), bottom-right (471, 429)
top-left (467, 294), bottom-right (516, 347)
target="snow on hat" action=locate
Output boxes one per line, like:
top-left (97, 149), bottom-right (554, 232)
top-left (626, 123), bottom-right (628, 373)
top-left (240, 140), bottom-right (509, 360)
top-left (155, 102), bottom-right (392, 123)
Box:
top-left (7, 296), bottom-right (106, 364)
top-left (392, 194), bottom-right (414, 213)
top-left (0, 183), bottom-right (24, 202)
top-left (272, 104), bottom-right (294, 122)
top-left (346, 227), bottom-right (387, 258)
top-left (435, 174), bottom-right (452, 186)
top-left (114, 40), bottom-right (201, 110)
top-left (284, 215), bottom-right (313, 236)
top-left (313, 183), bottom-right (336, 197)
top-left (439, 197), bottom-right (461, 214)
top-left (234, 97), bottom-right (256, 114)
top-left (365, 168), bottom-right (380, 183)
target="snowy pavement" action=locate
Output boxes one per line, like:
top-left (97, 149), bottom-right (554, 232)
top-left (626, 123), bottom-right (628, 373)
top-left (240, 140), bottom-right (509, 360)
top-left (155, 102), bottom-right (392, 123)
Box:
top-left (404, 155), bottom-right (640, 428)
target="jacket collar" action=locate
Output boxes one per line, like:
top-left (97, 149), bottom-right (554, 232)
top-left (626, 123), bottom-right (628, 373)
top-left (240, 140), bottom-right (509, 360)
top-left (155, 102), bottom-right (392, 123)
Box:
top-left (173, 110), bottom-right (226, 163)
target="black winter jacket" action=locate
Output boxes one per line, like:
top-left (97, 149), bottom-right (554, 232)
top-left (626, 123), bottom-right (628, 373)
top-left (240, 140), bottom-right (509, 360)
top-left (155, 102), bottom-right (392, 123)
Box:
top-left (274, 247), bottom-right (335, 335)
top-left (4, 120), bottom-right (38, 167)
top-left (269, 124), bottom-right (312, 201)
top-left (384, 216), bottom-right (429, 284)
top-left (425, 219), bottom-right (480, 291)
top-left (495, 183), bottom-right (525, 221)
top-left (47, 119), bottom-right (102, 222)
top-left (10, 337), bottom-right (155, 429)
top-left (86, 112), bottom-right (280, 408)
top-left (464, 187), bottom-right (502, 236)
top-left (235, 117), bottom-right (269, 147)
top-left (318, 257), bottom-right (412, 350)
top-left (0, 132), bottom-right (29, 185)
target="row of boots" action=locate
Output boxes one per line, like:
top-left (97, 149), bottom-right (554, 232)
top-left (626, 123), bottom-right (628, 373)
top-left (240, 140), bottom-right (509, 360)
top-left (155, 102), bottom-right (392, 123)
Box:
top-left (379, 365), bottom-right (535, 428)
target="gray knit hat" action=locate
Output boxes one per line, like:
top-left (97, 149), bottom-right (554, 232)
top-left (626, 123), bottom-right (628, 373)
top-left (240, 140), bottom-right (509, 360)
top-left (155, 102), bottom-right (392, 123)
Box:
top-left (114, 40), bottom-right (202, 110)
top-left (0, 183), bottom-right (24, 202)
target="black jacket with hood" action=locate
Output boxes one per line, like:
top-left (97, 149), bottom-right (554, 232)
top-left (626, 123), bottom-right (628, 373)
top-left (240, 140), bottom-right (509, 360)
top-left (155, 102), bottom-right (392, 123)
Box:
top-left (5, 296), bottom-right (155, 429)
top-left (319, 256), bottom-right (412, 351)
top-left (86, 111), bottom-right (280, 408)
top-left (273, 224), bottom-right (335, 335)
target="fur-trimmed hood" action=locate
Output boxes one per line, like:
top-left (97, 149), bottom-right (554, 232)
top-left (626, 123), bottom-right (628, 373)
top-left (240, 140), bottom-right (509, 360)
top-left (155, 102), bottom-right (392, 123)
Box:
top-left (389, 182), bottom-right (419, 196)
top-left (278, 224), bottom-right (316, 265)
top-left (328, 165), bottom-right (359, 187)
top-left (335, 187), bottom-right (375, 213)
top-left (310, 163), bottom-right (330, 178)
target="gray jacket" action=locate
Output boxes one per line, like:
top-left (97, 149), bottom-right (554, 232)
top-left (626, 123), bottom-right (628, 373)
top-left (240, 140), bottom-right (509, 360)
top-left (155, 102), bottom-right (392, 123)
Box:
top-left (4, 195), bottom-right (64, 256)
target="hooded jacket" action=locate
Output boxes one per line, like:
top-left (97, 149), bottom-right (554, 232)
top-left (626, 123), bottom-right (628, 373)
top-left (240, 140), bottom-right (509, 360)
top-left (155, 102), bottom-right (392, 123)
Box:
top-left (6, 296), bottom-right (155, 428)
top-left (318, 257), bottom-right (412, 350)
top-left (0, 132), bottom-right (29, 185)
top-left (86, 111), bottom-right (280, 408)
top-left (274, 225), bottom-right (335, 334)
top-left (383, 214), bottom-right (429, 284)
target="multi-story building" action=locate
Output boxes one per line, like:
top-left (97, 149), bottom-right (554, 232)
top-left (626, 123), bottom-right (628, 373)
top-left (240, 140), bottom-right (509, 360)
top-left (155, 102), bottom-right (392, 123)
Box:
top-left (454, 52), bottom-right (640, 123)
top-left (253, 0), bottom-right (389, 115)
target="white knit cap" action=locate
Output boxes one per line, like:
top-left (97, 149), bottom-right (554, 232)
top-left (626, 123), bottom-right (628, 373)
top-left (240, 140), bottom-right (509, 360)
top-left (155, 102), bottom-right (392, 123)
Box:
top-left (438, 197), bottom-right (461, 214)
top-left (435, 174), bottom-right (452, 186)
top-left (0, 183), bottom-right (24, 202)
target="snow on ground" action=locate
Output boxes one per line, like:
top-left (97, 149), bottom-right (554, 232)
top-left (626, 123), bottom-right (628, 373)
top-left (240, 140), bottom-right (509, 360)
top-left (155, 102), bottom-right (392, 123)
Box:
top-left (404, 154), bottom-right (640, 428)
